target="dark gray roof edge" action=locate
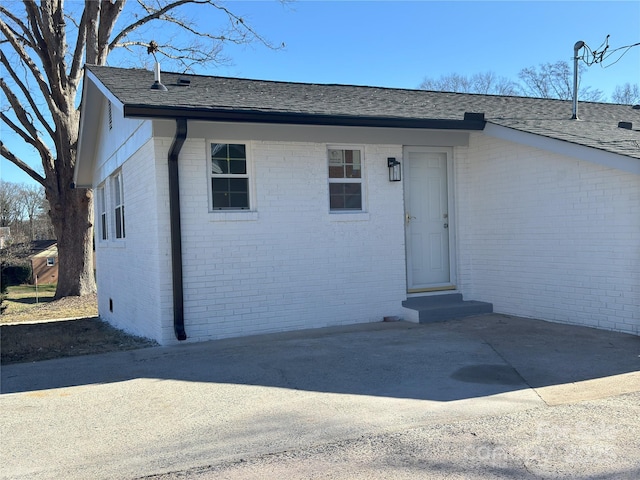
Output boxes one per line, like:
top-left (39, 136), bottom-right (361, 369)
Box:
top-left (122, 104), bottom-right (486, 130)
top-left (86, 64), bottom-right (613, 106)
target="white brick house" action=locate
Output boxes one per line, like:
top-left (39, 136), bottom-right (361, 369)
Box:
top-left (75, 66), bottom-right (640, 345)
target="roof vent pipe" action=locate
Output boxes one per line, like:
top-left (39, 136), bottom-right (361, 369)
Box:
top-left (151, 61), bottom-right (168, 91)
top-left (572, 40), bottom-right (585, 120)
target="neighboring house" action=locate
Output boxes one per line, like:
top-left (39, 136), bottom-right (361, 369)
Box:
top-left (29, 240), bottom-right (58, 285)
top-left (74, 65), bottom-right (640, 345)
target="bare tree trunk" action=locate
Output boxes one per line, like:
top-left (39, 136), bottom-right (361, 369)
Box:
top-left (46, 109), bottom-right (97, 299)
top-left (50, 187), bottom-right (95, 297)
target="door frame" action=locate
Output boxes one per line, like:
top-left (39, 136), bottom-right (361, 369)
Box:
top-left (403, 146), bottom-right (457, 293)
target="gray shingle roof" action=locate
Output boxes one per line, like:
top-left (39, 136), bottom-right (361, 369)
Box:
top-left (86, 65), bottom-right (640, 160)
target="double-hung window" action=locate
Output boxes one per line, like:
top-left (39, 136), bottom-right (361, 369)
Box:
top-left (113, 171), bottom-right (125, 239)
top-left (210, 143), bottom-right (250, 210)
top-left (328, 147), bottom-right (363, 211)
top-left (97, 185), bottom-right (108, 240)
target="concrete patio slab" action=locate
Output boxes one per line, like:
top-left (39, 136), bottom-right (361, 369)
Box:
top-left (1, 314), bottom-right (638, 480)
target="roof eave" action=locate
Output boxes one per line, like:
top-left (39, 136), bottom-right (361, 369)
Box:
top-left (122, 105), bottom-right (486, 130)
top-left (484, 122), bottom-right (640, 174)
top-left (75, 68), bottom-right (126, 188)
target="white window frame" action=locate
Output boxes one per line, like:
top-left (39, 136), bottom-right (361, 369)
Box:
top-left (112, 170), bottom-right (125, 239)
top-left (97, 184), bottom-right (108, 241)
top-left (46, 257), bottom-right (56, 267)
top-left (208, 141), bottom-right (254, 212)
top-left (327, 145), bottom-right (365, 213)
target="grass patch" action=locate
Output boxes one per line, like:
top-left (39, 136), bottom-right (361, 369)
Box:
top-left (3, 284), bottom-right (56, 312)
top-left (1, 285), bottom-right (97, 323)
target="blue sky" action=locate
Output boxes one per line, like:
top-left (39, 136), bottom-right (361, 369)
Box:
top-left (215, 1), bottom-right (640, 93)
top-left (2, 0), bottom-right (639, 185)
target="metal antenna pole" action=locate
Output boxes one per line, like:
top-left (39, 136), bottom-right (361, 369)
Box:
top-left (572, 40), bottom-right (585, 119)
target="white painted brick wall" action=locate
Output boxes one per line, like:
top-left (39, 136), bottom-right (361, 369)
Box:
top-left (95, 118), bottom-right (638, 344)
top-left (95, 136), bottom-right (172, 343)
top-left (456, 133), bottom-right (640, 335)
top-left (172, 139), bottom-right (407, 343)
top-left (93, 98), bottom-right (151, 182)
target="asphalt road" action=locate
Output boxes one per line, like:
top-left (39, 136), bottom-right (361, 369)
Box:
top-left (141, 392), bottom-right (640, 480)
top-left (2, 315), bottom-right (639, 479)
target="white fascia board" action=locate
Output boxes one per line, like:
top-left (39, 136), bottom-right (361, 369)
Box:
top-left (154, 119), bottom-right (471, 147)
top-left (75, 82), bottom-right (97, 187)
top-left (484, 122), bottom-right (640, 175)
top-left (75, 70), bottom-right (126, 188)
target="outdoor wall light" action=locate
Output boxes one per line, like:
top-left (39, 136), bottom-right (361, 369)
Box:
top-left (388, 157), bottom-right (401, 182)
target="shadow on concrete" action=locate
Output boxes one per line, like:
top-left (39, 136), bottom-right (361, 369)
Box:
top-left (1, 315), bottom-right (638, 399)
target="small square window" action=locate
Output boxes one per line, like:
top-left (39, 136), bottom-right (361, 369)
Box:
top-left (329, 183), bottom-right (362, 210)
top-left (46, 257), bottom-right (55, 267)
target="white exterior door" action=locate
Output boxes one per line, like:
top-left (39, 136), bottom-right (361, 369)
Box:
top-left (404, 148), bottom-right (452, 291)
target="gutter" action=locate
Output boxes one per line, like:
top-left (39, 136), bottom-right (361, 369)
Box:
top-left (123, 106), bottom-right (486, 131)
top-left (168, 118), bottom-right (188, 341)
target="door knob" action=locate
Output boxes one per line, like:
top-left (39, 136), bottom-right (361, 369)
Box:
top-left (444, 223), bottom-right (449, 229)
top-left (406, 213), bottom-right (416, 224)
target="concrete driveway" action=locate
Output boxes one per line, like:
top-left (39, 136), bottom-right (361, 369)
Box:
top-left (1, 314), bottom-right (639, 479)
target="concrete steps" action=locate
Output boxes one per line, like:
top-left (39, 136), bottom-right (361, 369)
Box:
top-left (402, 293), bottom-right (493, 323)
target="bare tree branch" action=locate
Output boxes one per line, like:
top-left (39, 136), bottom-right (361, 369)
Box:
top-left (419, 71), bottom-right (520, 96)
top-left (0, 142), bottom-right (46, 186)
top-left (0, 110), bottom-right (54, 178)
top-left (1, 19), bottom-right (34, 50)
top-left (612, 83), bottom-right (640, 105)
top-left (0, 14), bottom-right (59, 118)
top-left (0, 5), bottom-right (37, 48)
top-left (109, 0), bottom-right (194, 53)
top-left (201, 1), bottom-right (280, 49)
top-left (28, 0), bottom-right (69, 107)
top-left (68, 7), bottom-right (87, 88)
top-left (0, 50), bottom-right (56, 141)
top-left (519, 61), bottom-right (603, 101)
top-left (84, 0), bottom-right (100, 64)
top-left (109, 0), bottom-right (281, 62)
top-left (116, 39), bottom-right (225, 69)
top-left (64, 11), bottom-right (81, 29)
top-left (0, 74), bottom-right (56, 179)
top-left (1, 78), bottom-right (41, 141)
top-left (96, 0), bottom-right (125, 64)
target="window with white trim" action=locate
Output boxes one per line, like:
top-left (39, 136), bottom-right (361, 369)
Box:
top-left (328, 147), bottom-right (363, 211)
top-left (210, 143), bottom-right (250, 210)
top-left (46, 257), bottom-right (56, 267)
top-left (97, 185), bottom-right (108, 240)
top-left (113, 171), bottom-right (125, 239)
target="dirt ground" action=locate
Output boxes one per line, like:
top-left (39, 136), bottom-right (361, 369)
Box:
top-left (1, 295), bottom-right (157, 365)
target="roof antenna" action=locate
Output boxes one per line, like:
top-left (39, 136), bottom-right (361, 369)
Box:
top-left (148, 40), bottom-right (167, 91)
top-left (572, 40), bottom-right (585, 119)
